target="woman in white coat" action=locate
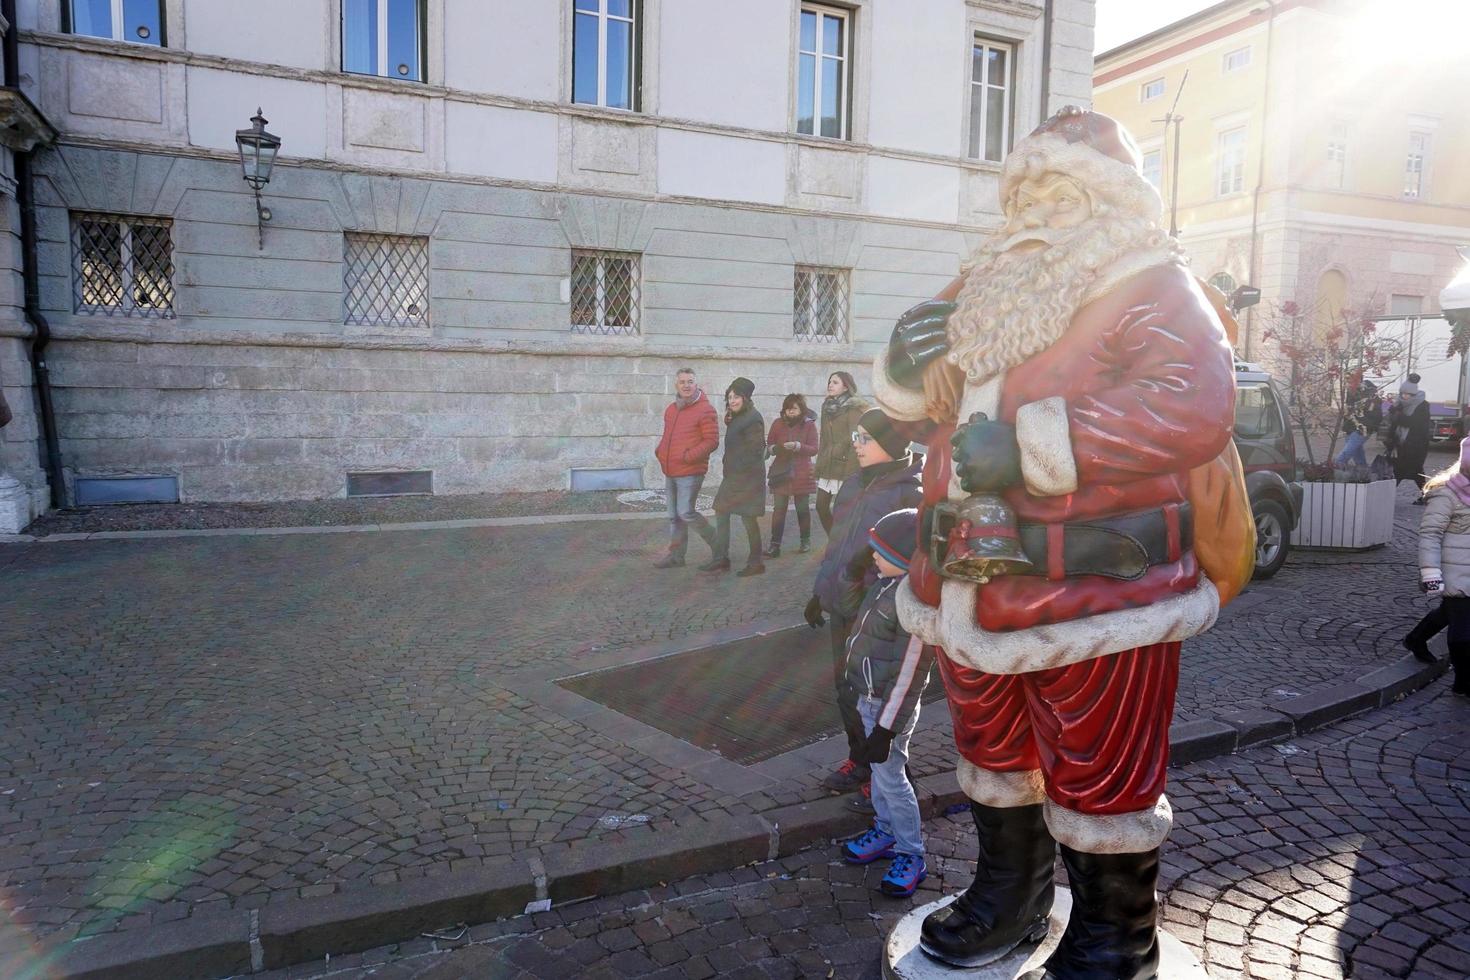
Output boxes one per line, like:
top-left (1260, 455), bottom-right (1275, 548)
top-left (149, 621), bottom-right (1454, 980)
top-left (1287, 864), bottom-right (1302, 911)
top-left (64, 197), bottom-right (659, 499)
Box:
top-left (1417, 435), bottom-right (1470, 695)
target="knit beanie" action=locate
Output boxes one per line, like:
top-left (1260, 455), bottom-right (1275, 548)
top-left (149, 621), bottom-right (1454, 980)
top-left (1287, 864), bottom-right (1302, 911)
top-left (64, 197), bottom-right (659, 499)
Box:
top-left (858, 408), bottom-right (910, 460)
top-left (726, 377), bottom-right (755, 400)
top-left (1400, 378), bottom-right (1420, 397)
top-left (1459, 435), bottom-right (1470, 474)
top-left (869, 508), bottom-right (919, 571)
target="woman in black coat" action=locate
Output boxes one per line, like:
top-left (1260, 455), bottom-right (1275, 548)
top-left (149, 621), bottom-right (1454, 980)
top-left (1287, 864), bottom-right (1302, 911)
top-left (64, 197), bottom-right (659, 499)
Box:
top-left (1388, 376), bottom-right (1432, 498)
top-left (703, 377), bottom-right (767, 576)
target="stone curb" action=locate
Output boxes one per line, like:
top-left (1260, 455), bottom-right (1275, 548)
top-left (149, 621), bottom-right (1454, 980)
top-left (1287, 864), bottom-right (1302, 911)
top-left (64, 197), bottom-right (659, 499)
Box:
top-left (44, 653), bottom-right (1448, 978)
top-left (0, 509), bottom-right (677, 544)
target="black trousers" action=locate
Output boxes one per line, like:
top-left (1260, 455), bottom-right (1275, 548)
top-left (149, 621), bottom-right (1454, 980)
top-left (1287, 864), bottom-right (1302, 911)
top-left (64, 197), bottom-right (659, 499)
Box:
top-left (828, 612), bottom-right (864, 759)
top-left (817, 488), bottom-right (836, 536)
top-left (713, 513), bottom-right (761, 565)
top-left (770, 493), bottom-right (811, 544)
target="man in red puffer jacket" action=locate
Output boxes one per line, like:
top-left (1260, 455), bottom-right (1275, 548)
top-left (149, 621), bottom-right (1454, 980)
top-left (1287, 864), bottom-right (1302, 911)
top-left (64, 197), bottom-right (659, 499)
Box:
top-left (653, 367), bottom-right (720, 568)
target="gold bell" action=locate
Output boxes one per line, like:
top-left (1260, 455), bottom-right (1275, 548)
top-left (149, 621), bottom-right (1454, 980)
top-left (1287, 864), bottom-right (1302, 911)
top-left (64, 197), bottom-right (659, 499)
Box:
top-left (933, 494), bottom-right (1035, 584)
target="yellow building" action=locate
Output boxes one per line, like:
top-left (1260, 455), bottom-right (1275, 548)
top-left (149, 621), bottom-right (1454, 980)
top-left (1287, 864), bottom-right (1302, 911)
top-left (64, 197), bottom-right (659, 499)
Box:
top-left (1094, 0), bottom-right (1470, 359)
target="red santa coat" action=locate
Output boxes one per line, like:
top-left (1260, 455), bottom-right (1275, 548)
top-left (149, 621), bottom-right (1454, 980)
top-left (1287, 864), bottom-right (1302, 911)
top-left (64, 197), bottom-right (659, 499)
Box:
top-left (878, 259), bottom-right (1236, 676)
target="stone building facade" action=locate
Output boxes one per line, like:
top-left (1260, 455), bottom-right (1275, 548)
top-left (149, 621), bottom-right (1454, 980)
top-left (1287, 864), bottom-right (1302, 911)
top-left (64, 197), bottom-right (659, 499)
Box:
top-left (1093, 0), bottom-right (1470, 365)
top-left (0, 0), bottom-right (1095, 514)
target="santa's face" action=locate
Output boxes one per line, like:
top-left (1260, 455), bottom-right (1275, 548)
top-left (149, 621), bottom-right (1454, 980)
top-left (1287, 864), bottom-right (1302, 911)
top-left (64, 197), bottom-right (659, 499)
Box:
top-left (1001, 174), bottom-right (1093, 253)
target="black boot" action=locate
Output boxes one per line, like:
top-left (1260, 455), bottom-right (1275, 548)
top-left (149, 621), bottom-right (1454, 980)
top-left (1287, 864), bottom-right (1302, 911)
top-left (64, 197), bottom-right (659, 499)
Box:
top-left (919, 803), bottom-right (1055, 968)
top-left (1450, 644), bottom-right (1470, 695)
top-left (1404, 614), bottom-right (1441, 663)
top-left (763, 542), bottom-right (781, 559)
top-left (1019, 845), bottom-right (1161, 980)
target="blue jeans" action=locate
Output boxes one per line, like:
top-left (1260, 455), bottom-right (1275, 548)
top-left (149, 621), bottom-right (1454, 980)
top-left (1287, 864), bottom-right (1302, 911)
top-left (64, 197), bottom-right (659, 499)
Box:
top-left (859, 695), bottom-right (923, 857)
top-left (1335, 431), bottom-right (1367, 467)
top-left (665, 475), bottom-right (710, 559)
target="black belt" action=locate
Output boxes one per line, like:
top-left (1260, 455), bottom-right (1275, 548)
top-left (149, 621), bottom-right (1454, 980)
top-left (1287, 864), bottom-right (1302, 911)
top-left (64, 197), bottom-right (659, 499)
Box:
top-left (932, 503), bottom-right (1192, 582)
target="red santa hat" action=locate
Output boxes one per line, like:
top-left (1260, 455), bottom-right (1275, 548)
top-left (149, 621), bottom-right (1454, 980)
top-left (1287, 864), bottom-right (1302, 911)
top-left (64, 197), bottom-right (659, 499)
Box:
top-left (999, 105), bottom-right (1163, 224)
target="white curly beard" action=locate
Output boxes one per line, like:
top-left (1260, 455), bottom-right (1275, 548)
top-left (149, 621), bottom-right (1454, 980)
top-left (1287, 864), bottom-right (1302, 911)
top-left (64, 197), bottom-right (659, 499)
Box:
top-left (946, 214), bottom-right (1170, 385)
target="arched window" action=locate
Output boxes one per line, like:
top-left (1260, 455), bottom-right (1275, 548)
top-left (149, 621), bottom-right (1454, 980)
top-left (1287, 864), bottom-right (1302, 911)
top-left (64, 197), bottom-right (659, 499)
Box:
top-left (1208, 272), bottom-right (1238, 297)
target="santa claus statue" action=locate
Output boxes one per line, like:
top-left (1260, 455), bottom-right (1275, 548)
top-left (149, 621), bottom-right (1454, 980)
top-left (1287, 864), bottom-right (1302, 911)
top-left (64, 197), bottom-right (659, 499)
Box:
top-left (871, 106), bottom-right (1254, 979)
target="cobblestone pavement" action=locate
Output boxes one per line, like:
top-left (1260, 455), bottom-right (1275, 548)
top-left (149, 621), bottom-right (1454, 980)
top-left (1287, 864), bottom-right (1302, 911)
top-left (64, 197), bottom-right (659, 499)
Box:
top-left (0, 479), bottom-right (1448, 953)
top-left (264, 682), bottom-right (1470, 980)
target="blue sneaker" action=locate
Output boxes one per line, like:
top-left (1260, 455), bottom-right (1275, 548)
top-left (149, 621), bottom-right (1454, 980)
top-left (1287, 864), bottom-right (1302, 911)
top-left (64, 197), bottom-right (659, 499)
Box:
top-left (842, 826), bottom-right (896, 864)
top-left (880, 853), bottom-right (927, 897)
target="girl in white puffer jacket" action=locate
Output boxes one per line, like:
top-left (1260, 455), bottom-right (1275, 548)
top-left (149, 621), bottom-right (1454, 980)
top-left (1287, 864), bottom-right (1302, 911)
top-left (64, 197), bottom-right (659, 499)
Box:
top-left (1417, 436), bottom-right (1470, 696)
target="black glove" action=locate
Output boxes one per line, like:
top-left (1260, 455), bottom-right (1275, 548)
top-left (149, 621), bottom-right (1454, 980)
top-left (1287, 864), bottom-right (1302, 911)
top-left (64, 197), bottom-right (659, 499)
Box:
top-left (887, 299), bottom-right (957, 390)
top-left (951, 412), bottom-right (1022, 494)
top-left (853, 726), bottom-right (896, 765)
top-left (804, 594), bottom-right (826, 628)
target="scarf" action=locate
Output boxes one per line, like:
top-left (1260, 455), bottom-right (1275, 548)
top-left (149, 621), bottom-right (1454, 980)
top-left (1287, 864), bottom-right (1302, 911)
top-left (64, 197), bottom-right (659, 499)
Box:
top-left (859, 458), bottom-right (909, 488)
top-left (676, 387), bottom-right (703, 410)
top-left (822, 392), bottom-right (851, 419)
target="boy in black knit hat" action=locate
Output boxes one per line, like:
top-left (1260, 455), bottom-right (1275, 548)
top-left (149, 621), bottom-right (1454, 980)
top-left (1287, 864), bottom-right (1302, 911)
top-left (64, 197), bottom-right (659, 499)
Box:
top-left (836, 507), bottom-right (936, 897)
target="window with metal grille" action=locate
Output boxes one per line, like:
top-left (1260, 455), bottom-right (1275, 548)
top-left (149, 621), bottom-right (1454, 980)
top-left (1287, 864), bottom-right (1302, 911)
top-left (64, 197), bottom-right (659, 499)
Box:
top-left (71, 212), bottom-right (175, 318)
top-left (64, 0), bottom-right (164, 45)
top-left (793, 266), bottom-right (849, 343)
top-left (570, 250), bottom-right (641, 335)
top-left (343, 232), bottom-right (430, 327)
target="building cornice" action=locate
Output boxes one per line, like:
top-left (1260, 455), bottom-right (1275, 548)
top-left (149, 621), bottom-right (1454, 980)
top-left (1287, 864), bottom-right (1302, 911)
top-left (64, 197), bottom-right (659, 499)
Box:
top-left (0, 86), bottom-right (56, 152)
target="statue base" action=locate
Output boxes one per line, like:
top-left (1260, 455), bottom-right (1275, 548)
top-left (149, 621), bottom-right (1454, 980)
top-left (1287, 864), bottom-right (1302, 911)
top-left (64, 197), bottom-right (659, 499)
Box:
top-left (882, 889), bottom-right (1207, 979)
top-left (0, 475), bottom-right (29, 535)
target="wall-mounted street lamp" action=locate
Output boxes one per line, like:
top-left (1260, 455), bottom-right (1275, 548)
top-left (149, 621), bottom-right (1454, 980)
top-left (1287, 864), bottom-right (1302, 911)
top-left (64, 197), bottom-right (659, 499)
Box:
top-left (235, 108), bottom-right (281, 250)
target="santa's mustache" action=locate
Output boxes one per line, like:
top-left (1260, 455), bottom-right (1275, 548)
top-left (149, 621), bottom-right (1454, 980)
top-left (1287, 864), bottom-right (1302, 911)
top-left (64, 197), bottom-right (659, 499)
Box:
top-left (998, 226), bottom-right (1072, 253)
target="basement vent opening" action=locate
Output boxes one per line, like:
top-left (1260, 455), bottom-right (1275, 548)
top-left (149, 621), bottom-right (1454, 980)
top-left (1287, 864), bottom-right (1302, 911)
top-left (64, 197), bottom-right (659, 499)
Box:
top-left (74, 475), bottom-right (180, 506)
top-left (346, 470), bottom-right (434, 497)
top-left (570, 467), bottom-right (644, 492)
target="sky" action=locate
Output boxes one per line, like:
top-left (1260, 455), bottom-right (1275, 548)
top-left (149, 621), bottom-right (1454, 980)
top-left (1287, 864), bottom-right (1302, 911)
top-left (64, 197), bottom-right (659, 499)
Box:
top-left (1093, 0), bottom-right (1224, 54)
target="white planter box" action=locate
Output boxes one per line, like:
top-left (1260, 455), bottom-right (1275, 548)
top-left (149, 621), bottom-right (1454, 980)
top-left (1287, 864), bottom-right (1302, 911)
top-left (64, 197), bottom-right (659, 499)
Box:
top-left (1291, 479), bottom-right (1395, 549)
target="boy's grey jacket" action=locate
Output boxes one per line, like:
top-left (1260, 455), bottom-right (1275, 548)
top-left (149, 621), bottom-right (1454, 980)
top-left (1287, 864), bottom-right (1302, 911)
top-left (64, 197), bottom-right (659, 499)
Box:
top-left (840, 575), bottom-right (935, 734)
top-left (1419, 487), bottom-right (1470, 595)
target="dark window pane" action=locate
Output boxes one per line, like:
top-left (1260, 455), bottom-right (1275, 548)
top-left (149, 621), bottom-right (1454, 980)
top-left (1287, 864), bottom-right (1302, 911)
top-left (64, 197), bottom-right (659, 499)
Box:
top-left (607, 0), bottom-right (631, 17)
top-left (821, 13), bottom-right (842, 56)
top-left (71, 0), bottom-right (113, 38)
top-left (606, 18), bottom-right (632, 109)
top-left (987, 46), bottom-right (1007, 86)
top-left (968, 84), bottom-right (984, 158)
top-left (572, 12), bottom-right (599, 104)
top-left (571, 255), bottom-right (597, 324)
top-left (79, 220), bottom-right (123, 308)
top-left (342, 0), bottom-right (378, 75)
top-left (971, 44), bottom-right (985, 83)
top-left (985, 87), bottom-right (1005, 160)
top-left (121, 0), bottom-right (161, 44)
top-left (386, 0), bottom-right (420, 79)
top-left (799, 10), bottom-right (816, 50)
top-left (130, 224), bottom-right (173, 309)
top-left (797, 53), bottom-right (815, 134)
top-left (820, 56), bottom-right (841, 137)
top-left (606, 259), bottom-right (633, 326)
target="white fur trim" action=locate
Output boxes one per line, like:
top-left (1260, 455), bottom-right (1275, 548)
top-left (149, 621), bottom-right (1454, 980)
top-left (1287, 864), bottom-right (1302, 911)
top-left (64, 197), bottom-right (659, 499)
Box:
top-left (1014, 397), bottom-right (1078, 497)
top-left (956, 758), bottom-right (1046, 807)
top-left (896, 577), bottom-right (1220, 675)
top-left (1044, 797), bottom-right (1173, 853)
top-left (869, 349), bottom-right (930, 423)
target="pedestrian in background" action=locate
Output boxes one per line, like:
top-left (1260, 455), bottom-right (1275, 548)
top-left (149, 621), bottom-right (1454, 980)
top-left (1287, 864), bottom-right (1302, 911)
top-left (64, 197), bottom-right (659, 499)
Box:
top-left (703, 377), bottom-right (767, 577)
top-left (765, 393), bottom-right (818, 558)
top-left (1387, 374), bottom-right (1431, 501)
top-left (653, 367), bottom-right (719, 568)
top-left (1416, 436), bottom-right (1470, 695)
top-left (806, 408), bottom-right (922, 796)
top-left (814, 371), bottom-right (869, 536)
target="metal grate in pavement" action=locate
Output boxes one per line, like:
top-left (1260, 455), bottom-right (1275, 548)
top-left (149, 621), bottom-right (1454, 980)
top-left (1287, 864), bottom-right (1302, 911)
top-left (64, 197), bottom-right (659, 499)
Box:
top-left (559, 627), bottom-right (944, 765)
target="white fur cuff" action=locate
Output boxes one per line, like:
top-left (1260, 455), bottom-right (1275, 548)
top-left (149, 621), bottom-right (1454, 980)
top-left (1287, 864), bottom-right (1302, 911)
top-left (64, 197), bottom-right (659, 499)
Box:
top-left (869, 349), bottom-right (931, 423)
top-left (957, 758), bottom-right (1046, 807)
top-left (1044, 797), bottom-right (1173, 853)
top-left (1014, 396), bottom-right (1078, 497)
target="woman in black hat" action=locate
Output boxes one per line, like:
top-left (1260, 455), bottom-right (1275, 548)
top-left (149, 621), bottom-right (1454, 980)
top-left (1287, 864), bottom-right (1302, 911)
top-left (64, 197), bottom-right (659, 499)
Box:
top-left (703, 378), bottom-right (767, 576)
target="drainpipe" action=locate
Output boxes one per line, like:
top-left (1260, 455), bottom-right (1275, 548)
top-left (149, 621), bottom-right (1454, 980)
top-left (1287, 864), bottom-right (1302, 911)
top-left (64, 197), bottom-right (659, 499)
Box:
top-left (1243, 0), bottom-right (1278, 359)
top-left (4, 0), bottom-right (63, 507)
top-left (1039, 0), bottom-right (1054, 121)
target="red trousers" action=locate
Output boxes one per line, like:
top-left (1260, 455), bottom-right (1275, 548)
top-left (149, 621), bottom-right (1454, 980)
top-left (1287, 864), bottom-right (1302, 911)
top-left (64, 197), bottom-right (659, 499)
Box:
top-left (937, 641), bottom-right (1179, 816)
